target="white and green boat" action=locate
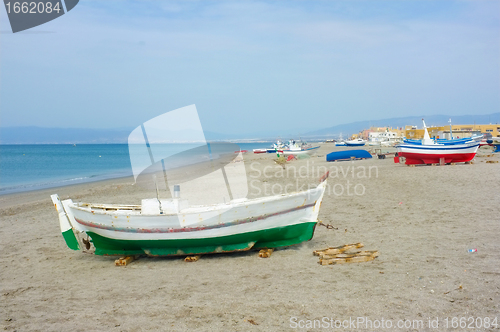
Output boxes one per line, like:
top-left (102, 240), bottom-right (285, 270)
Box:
top-left (50, 176), bottom-right (328, 256)
top-left (50, 105), bottom-right (329, 257)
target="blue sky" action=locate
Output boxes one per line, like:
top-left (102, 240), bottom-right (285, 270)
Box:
top-left (1, 0), bottom-right (499, 135)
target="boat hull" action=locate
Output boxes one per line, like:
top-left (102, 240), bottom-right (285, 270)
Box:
top-left (397, 143), bottom-right (479, 165)
top-left (326, 150), bottom-right (372, 162)
top-left (52, 180), bottom-right (327, 256)
top-left (253, 149), bottom-right (267, 154)
top-left (279, 146), bottom-right (320, 155)
top-left (86, 222), bottom-right (316, 256)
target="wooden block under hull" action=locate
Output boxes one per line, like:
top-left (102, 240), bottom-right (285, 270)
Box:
top-left (258, 248), bottom-right (274, 258)
top-left (115, 256), bottom-right (136, 266)
top-left (184, 255), bottom-right (201, 262)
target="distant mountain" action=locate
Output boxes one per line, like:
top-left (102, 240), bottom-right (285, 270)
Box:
top-left (0, 127), bottom-right (262, 144)
top-left (0, 127), bottom-right (132, 144)
top-left (0, 127), bottom-right (308, 144)
top-left (304, 113), bottom-right (500, 138)
top-left (2, 113), bottom-right (498, 143)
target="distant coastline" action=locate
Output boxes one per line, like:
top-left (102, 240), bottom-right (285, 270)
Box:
top-left (1, 112), bottom-right (498, 144)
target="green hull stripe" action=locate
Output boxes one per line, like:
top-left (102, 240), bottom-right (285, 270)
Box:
top-left (62, 229), bottom-right (80, 250)
top-left (86, 222), bottom-right (317, 256)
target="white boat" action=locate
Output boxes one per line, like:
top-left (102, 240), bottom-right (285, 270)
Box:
top-left (278, 140), bottom-right (320, 155)
top-left (50, 105), bottom-right (329, 257)
top-left (266, 139), bottom-right (286, 153)
top-left (344, 138), bottom-right (366, 146)
top-left (368, 140), bottom-right (393, 147)
top-left (51, 176), bottom-right (328, 256)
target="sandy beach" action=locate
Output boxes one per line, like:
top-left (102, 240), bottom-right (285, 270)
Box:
top-left (1, 144), bottom-right (499, 331)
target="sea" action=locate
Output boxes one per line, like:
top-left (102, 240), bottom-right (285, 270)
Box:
top-left (0, 142), bottom-right (272, 195)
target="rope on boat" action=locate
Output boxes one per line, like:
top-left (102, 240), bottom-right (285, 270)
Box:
top-left (317, 221), bottom-right (337, 230)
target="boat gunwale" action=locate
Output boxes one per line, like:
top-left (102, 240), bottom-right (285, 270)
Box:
top-left (397, 143), bottom-right (479, 151)
top-left (74, 202), bottom-right (318, 234)
top-left (69, 181), bottom-right (327, 216)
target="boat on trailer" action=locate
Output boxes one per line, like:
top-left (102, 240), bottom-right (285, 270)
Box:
top-left (51, 174), bottom-right (329, 257)
top-left (396, 120), bottom-right (479, 165)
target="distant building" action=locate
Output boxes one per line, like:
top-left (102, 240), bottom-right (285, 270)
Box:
top-left (405, 124), bottom-right (500, 139)
top-left (352, 127), bottom-right (404, 143)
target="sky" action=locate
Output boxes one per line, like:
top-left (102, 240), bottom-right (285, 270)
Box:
top-left (1, 0), bottom-right (499, 136)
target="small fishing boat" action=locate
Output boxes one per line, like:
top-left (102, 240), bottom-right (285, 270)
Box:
top-left (335, 133), bottom-right (347, 146)
top-left (50, 105), bottom-right (329, 257)
top-left (51, 174), bottom-right (328, 256)
top-left (253, 149), bottom-right (267, 154)
top-left (487, 137), bottom-right (500, 152)
top-left (277, 140), bottom-right (320, 155)
top-left (403, 136), bottom-right (481, 146)
top-left (279, 146), bottom-right (320, 155)
top-left (403, 119), bottom-right (482, 146)
top-left (326, 150), bottom-right (372, 162)
top-left (344, 138), bottom-right (366, 146)
top-left (396, 120), bottom-right (479, 165)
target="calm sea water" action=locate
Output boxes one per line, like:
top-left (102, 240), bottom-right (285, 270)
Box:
top-left (0, 142), bottom-right (271, 195)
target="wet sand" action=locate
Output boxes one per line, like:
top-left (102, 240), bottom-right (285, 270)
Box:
top-left (1, 144), bottom-right (499, 331)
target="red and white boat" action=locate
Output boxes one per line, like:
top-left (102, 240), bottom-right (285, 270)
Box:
top-left (253, 149), bottom-right (267, 154)
top-left (396, 120), bottom-right (480, 165)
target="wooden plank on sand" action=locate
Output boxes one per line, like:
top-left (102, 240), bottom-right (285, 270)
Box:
top-left (319, 251), bottom-right (379, 265)
top-left (313, 243), bottom-right (363, 256)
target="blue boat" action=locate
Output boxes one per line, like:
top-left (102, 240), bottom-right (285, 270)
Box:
top-left (487, 139), bottom-right (500, 152)
top-left (403, 135), bottom-right (482, 146)
top-left (403, 137), bottom-right (472, 145)
top-left (326, 150), bottom-right (372, 162)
